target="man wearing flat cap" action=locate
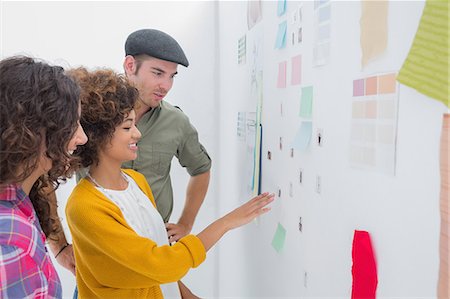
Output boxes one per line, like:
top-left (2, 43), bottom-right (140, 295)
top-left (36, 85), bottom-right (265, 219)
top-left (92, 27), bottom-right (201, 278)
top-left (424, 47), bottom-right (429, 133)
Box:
top-left (122, 29), bottom-right (211, 298)
top-left (123, 29), bottom-right (211, 243)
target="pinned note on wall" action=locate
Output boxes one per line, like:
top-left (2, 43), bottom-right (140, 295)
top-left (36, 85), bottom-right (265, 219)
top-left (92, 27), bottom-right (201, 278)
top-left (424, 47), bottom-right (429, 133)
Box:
top-left (247, 0), bottom-right (262, 30)
top-left (299, 86), bottom-right (313, 118)
top-left (277, 0), bottom-right (287, 16)
top-left (292, 121), bottom-right (312, 151)
top-left (291, 55), bottom-right (302, 85)
top-left (360, 0), bottom-right (388, 68)
top-left (275, 20), bottom-right (287, 49)
top-left (277, 61), bottom-right (287, 88)
top-left (271, 222), bottom-right (287, 253)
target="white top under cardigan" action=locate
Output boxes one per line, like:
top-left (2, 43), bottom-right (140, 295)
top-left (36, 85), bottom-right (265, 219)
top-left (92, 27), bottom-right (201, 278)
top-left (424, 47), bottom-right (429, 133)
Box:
top-left (94, 173), bottom-right (181, 298)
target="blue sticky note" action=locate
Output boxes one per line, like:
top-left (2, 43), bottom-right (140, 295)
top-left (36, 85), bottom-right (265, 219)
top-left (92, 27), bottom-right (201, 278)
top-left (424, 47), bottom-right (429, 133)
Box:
top-left (291, 121), bottom-right (312, 151)
top-left (275, 20), bottom-right (287, 49)
top-left (277, 0), bottom-right (287, 16)
top-left (271, 223), bottom-right (287, 253)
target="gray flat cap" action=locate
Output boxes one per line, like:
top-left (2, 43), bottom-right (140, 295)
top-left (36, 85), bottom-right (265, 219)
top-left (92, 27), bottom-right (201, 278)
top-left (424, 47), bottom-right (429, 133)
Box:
top-left (125, 29), bottom-right (189, 67)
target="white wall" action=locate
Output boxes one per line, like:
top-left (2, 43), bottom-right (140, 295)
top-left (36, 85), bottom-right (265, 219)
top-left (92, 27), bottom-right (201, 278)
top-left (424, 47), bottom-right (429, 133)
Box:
top-left (216, 1), bottom-right (446, 298)
top-left (1, 1), bottom-right (219, 298)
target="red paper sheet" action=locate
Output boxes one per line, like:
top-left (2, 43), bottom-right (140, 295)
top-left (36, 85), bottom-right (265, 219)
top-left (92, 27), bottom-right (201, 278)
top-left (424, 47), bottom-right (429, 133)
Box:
top-left (352, 230), bottom-right (378, 299)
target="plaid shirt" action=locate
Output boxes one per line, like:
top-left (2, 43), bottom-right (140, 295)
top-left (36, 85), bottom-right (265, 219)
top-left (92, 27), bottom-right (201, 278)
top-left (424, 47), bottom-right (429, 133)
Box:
top-left (0, 184), bottom-right (62, 298)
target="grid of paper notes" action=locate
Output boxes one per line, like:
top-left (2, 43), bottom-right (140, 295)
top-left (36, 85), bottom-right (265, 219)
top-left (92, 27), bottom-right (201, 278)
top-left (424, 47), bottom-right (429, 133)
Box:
top-left (350, 73), bottom-right (398, 174)
top-left (313, 0), bottom-right (331, 66)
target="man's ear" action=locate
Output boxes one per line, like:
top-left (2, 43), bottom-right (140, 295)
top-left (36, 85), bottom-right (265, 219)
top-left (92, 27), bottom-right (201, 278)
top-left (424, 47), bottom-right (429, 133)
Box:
top-left (123, 55), bottom-right (136, 75)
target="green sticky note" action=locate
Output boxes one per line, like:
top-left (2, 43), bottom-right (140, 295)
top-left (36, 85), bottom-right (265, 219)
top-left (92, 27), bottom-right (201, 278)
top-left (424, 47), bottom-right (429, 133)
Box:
top-left (397, 0), bottom-right (449, 107)
top-left (271, 222), bottom-right (287, 253)
top-left (300, 86), bottom-right (313, 118)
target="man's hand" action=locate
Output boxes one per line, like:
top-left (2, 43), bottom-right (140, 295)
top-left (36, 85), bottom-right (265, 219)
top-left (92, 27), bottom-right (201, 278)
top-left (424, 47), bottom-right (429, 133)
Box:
top-left (171, 171), bottom-right (210, 243)
top-left (55, 244), bottom-right (76, 275)
top-left (165, 223), bottom-right (191, 243)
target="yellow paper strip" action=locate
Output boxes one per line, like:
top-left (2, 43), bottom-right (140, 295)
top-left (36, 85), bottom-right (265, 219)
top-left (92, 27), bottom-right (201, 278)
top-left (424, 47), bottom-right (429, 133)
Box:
top-left (397, 0), bottom-right (449, 107)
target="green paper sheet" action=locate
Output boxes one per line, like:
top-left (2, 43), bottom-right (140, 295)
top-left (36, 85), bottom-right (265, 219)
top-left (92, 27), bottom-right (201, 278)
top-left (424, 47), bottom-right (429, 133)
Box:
top-left (271, 222), bottom-right (287, 253)
top-left (300, 86), bottom-right (313, 118)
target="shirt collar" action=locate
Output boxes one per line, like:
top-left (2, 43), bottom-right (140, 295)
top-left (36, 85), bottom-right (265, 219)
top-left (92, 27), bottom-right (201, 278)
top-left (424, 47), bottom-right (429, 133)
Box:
top-left (0, 183), bottom-right (37, 225)
top-left (0, 183), bottom-right (25, 201)
top-left (140, 102), bottom-right (162, 124)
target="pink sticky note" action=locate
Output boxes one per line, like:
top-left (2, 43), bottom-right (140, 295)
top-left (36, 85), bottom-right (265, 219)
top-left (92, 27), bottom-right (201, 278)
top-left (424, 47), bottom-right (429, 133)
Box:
top-left (353, 79), bottom-right (364, 96)
top-left (291, 55), bottom-right (302, 85)
top-left (277, 61), bottom-right (287, 88)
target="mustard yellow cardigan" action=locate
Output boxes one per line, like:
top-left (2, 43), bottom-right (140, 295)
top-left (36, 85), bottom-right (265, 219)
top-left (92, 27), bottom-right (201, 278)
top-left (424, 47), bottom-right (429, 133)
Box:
top-left (66, 169), bottom-right (206, 299)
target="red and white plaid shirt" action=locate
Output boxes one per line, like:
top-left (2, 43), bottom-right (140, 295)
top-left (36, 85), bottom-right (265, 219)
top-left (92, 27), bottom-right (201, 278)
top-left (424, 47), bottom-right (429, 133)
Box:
top-left (0, 184), bottom-right (62, 298)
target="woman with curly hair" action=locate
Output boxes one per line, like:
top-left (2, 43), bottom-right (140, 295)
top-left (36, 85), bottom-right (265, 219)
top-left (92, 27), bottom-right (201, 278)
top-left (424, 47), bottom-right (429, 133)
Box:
top-left (0, 56), bottom-right (87, 298)
top-left (65, 68), bottom-right (274, 299)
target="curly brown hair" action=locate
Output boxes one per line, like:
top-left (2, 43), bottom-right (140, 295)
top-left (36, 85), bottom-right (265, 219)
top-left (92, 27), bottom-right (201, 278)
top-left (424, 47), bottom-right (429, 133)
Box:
top-left (67, 68), bottom-right (139, 168)
top-left (0, 56), bottom-right (81, 237)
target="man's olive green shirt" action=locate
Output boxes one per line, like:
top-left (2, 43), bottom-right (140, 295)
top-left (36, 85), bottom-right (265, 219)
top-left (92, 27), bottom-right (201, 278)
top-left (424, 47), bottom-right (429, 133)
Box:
top-left (122, 101), bottom-right (211, 222)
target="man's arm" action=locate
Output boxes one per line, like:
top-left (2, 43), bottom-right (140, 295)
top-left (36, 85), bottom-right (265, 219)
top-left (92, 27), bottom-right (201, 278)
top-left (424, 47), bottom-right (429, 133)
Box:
top-left (47, 190), bottom-right (76, 275)
top-left (165, 170), bottom-right (210, 242)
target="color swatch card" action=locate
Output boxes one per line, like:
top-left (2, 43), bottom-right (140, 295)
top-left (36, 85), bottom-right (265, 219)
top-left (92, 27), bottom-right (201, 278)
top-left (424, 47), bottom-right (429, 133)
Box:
top-left (313, 1), bottom-right (331, 66)
top-left (350, 73), bottom-right (399, 174)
